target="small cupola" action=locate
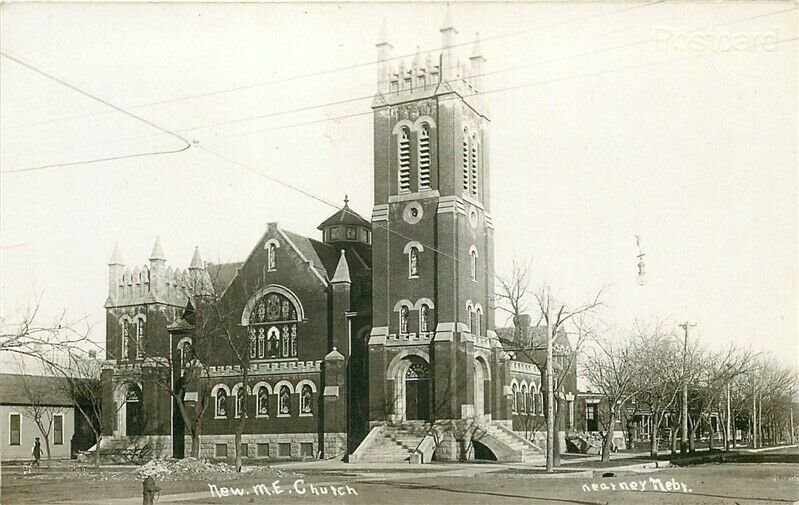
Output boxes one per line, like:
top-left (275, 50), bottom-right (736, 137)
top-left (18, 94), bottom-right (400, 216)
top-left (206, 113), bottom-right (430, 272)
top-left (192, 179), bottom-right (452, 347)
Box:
top-left (318, 195), bottom-right (371, 245)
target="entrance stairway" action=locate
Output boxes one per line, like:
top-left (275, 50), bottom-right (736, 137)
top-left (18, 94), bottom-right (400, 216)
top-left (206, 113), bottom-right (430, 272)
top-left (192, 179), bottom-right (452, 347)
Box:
top-left (351, 423), bottom-right (430, 463)
top-left (478, 422), bottom-right (544, 463)
top-left (80, 436), bottom-right (155, 464)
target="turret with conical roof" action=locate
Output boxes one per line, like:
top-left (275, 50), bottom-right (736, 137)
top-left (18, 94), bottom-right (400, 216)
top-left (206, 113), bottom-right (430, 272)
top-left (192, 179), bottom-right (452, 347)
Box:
top-left (189, 246), bottom-right (204, 270)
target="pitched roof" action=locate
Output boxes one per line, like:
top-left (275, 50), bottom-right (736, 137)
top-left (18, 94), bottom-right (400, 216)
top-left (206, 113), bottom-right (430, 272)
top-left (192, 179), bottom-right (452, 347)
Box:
top-left (317, 203), bottom-right (370, 230)
top-left (206, 262), bottom-right (242, 294)
top-left (0, 374), bottom-right (77, 407)
top-left (331, 250), bottom-right (351, 283)
top-left (281, 230), bottom-right (339, 279)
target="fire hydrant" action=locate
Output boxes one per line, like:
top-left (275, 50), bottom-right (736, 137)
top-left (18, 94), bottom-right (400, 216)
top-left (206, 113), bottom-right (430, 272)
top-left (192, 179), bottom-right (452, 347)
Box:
top-left (143, 476), bottom-right (160, 505)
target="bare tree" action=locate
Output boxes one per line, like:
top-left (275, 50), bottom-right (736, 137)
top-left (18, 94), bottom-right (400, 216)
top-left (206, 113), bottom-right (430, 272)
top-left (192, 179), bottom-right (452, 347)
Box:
top-left (1, 298), bottom-right (91, 370)
top-left (495, 263), bottom-right (604, 471)
top-left (536, 285), bottom-right (604, 470)
top-left (629, 322), bottom-right (681, 458)
top-left (494, 258), bottom-right (533, 342)
top-left (687, 345), bottom-right (756, 452)
top-left (15, 370), bottom-right (64, 467)
top-left (582, 329), bottom-right (645, 461)
top-left (47, 351), bottom-right (105, 467)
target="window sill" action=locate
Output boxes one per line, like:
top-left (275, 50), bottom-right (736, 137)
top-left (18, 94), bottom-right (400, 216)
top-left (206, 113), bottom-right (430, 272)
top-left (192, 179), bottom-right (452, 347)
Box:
top-left (214, 416), bottom-right (227, 420)
top-left (299, 413), bottom-right (313, 417)
top-left (277, 414), bottom-right (291, 418)
top-left (408, 275), bottom-right (419, 280)
top-left (255, 414), bottom-right (269, 419)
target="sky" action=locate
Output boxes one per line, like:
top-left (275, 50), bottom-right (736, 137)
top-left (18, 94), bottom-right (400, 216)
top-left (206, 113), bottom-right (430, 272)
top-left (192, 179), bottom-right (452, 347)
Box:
top-left (1, 2), bottom-right (796, 369)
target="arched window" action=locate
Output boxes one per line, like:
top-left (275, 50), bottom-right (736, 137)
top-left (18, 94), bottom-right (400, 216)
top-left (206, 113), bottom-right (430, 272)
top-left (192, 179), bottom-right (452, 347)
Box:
top-left (279, 386), bottom-right (291, 416)
top-left (538, 392), bottom-right (544, 415)
top-left (408, 246), bottom-right (419, 278)
top-left (180, 341), bottom-right (192, 368)
top-left (528, 389), bottom-right (534, 414)
top-left (470, 133), bottom-right (479, 197)
top-left (470, 248), bottom-right (478, 282)
top-left (466, 304), bottom-right (473, 333)
top-left (135, 319), bottom-right (144, 359)
top-left (521, 385), bottom-right (528, 413)
top-left (398, 127), bottom-right (411, 192)
top-left (399, 306), bottom-right (409, 334)
top-left (235, 387), bottom-right (246, 418)
top-left (246, 292), bottom-right (299, 360)
top-left (259, 328), bottom-right (265, 357)
top-left (462, 127), bottom-right (470, 192)
top-left (300, 385), bottom-right (313, 415)
top-left (257, 387), bottom-right (269, 417)
top-left (267, 243), bottom-right (277, 271)
top-left (419, 304), bottom-right (430, 333)
top-left (216, 389), bottom-right (227, 418)
top-left (511, 383), bottom-right (518, 413)
top-left (475, 307), bottom-right (482, 336)
top-left (418, 124), bottom-right (431, 190)
top-left (121, 321), bottom-right (129, 360)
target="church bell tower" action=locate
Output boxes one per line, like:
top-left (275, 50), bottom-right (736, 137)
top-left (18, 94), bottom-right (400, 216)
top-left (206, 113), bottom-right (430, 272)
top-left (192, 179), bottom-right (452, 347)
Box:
top-left (368, 11), bottom-right (504, 424)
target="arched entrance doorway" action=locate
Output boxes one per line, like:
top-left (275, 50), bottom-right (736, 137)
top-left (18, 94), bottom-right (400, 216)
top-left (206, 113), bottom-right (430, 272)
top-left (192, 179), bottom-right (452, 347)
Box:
top-left (405, 361), bottom-right (430, 421)
top-left (115, 382), bottom-right (144, 437)
top-left (473, 356), bottom-right (491, 422)
top-left (387, 352), bottom-right (431, 423)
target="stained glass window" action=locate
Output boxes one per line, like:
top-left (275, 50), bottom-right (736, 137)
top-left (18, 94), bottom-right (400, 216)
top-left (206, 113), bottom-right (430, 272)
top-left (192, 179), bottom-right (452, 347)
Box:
top-left (399, 306), bottom-right (409, 334)
top-left (420, 304), bottom-right (430, 333)
top-left (235, 388), bottom-right (245, 418)
top-left (216, 389), bottom-right (227, 417)
top-left (121, 323), bottom-right (129, 360)
top-left (279, 386), bottom-right (291, 415)
top-left (258, 387), bottom-right (269, 416)
top-left (268, 243), bottom-right (277, 271)
top-left (511, 384), bottom-right (518, 413)
top-left (409, 247), bottom-right (419, 277)
top-left (300, 385), bottom-right (313, 414)
top-left (247, 292), bottom-right (299, 360)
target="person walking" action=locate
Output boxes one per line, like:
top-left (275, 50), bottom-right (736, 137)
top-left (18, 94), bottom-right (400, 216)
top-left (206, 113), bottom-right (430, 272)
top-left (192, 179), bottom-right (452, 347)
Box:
top-left (32, 437), bottom-right (42, 468)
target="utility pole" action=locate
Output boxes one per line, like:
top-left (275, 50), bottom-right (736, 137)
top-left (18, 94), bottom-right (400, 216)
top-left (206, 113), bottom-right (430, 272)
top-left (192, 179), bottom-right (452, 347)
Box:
top-left (678, 321), bottom-right (695, 455)
top-left (726, 382), bottom-right (731, 451)
top-left (545, 287), bottom-right (554, 473)
top-left (790, 405), bottom-right (794, 445)
top-left (752, 380), bottom-right (757, 448)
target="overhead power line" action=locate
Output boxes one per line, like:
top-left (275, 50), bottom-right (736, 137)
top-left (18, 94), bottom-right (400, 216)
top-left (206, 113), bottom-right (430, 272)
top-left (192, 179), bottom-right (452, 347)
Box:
top-left (0, 52), bottom-right (192, 173)
top-left (6, 3), bottom-right (795, 166)
top-left (2, 1), bottom-right (665, 131)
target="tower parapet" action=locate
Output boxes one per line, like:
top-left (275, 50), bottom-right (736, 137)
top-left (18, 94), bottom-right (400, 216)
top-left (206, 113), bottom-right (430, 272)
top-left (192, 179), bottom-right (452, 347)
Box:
top-left (374, 8), bottom-right (485, 106)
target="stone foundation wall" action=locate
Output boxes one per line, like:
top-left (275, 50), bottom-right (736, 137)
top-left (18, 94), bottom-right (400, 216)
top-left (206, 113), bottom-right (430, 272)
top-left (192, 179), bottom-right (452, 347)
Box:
top-left (186, 433), bottom-right (320, 461)
top-left (323, 433), bottom-right (347, 461)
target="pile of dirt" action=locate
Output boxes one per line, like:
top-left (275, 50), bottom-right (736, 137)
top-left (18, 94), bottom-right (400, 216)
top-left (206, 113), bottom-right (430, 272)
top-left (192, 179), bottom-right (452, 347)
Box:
top-left (134, 458), bottom-right (254, 480)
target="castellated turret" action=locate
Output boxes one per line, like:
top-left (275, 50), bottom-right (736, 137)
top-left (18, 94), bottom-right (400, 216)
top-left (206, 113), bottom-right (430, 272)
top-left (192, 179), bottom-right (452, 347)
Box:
top-left (374, 6), bottom-right (486, 106)
top-left (105, 238), bottom-right (214, 308)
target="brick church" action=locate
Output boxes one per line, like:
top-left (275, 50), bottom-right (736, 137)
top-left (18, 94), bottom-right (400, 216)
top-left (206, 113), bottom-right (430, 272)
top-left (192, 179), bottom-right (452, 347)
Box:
top-left (99, 13), bottom-right (578, 463)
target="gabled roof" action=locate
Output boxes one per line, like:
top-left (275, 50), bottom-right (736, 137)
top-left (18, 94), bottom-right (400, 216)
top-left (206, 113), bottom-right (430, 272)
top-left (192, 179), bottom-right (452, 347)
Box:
top-left (206, 262), bottom-right (242, 294)
top-left (0, 374), bottom-right (78, 407)
top-left (317, 202), bottom-right (370, 230)
top-left (281, 230), bottom-right (339, 281)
